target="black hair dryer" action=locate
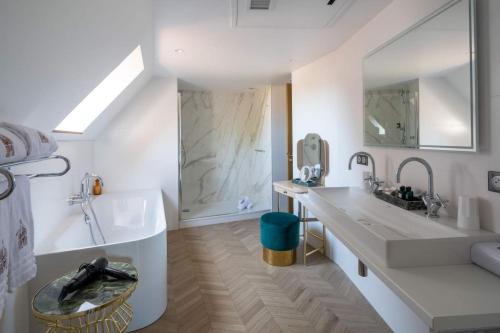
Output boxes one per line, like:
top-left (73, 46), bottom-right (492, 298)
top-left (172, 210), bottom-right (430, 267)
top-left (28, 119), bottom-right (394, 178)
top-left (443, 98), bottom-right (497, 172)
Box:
top-left (58, 257), bottom-right (137, 303)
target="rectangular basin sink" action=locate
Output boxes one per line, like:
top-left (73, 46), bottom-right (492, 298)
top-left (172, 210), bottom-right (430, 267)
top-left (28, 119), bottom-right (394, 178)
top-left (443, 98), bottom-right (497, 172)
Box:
top-left (305, 187), bottom-right (500, 268)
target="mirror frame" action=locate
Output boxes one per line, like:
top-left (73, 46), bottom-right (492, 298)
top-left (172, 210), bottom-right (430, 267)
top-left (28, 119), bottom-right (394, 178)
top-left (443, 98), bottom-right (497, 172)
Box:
top-left (362, 0), bottom-right (478, 152)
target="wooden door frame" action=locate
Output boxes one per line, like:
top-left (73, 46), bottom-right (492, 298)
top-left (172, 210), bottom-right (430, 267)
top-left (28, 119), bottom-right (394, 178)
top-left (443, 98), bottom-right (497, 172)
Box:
top-left (286, 83), bottom-right (293, 213)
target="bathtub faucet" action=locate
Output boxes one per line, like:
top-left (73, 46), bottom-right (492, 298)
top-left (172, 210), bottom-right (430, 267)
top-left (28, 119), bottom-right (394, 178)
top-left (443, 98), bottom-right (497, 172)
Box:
top-left (81, 173), bottom-right (104, 200)
top-left (67, 173), bottom-right (104, 205)
top-left (67, 173), bottom-right (107, 245)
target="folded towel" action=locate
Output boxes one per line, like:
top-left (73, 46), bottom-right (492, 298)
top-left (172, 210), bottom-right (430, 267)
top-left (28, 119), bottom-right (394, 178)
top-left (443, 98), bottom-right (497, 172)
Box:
top-left (0, 181), bottom-right (10, 318)
top-left (6, 176), bottom-right (36, 292)
top-left (238, 197), bottom-right (250, 210)
top-left (0, 123), bottom-right (58, 160)
top-left (0, 128), bottom-right (28, 164)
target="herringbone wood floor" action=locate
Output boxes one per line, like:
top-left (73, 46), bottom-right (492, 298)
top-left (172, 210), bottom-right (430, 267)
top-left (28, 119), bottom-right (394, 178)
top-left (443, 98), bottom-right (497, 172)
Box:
top-left (136, 219), bottom-right (392, 333)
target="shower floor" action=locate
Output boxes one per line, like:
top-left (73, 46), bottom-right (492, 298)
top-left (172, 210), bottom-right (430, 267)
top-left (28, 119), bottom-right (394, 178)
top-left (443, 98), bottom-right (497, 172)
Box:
top-left (181, 200), bottom-right (270, 220)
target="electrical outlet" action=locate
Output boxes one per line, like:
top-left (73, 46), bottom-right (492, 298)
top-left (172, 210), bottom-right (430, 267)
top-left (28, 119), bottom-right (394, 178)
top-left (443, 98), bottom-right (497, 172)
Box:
top-left (488, 171), bottom-right (500, 193)
top-left (357, 154), bottom-right (368, 166)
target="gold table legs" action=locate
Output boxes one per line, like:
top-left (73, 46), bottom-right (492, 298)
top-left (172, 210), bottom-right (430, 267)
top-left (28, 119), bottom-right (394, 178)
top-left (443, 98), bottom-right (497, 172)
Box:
top-left (34, 293), bottom-right (134, 333)
top-left (274, 191), bottom-right (327, 265)
top-left (37, 301), bottom-right (133, 333)
top-left (299, 203), bottom-right (326, 266)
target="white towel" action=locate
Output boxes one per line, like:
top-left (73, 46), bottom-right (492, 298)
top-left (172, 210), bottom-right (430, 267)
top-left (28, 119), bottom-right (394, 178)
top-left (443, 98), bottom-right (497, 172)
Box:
top-left (0, 127), bottom-right (28, 164)
top-left (0, 123), bottom-right (58, 160)
top-left (6, 176), bottom-right (36, 292)
top-left (238, 197), bottom-right (250, 210)
top-left (0, 181), bottom-right (11, 318)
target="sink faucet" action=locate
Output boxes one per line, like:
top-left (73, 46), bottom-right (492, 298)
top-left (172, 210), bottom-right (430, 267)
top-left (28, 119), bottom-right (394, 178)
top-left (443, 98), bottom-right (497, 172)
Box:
top-left (67, 173), bottom-right (104, 205)
top-left (348, 151), bottom-right (383, 192)
top-left (396, 157), bottom-right (447, 218)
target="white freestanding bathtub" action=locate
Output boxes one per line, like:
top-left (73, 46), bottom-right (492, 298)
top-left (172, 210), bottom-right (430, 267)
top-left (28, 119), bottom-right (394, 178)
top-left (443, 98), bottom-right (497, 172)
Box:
top-left (28, 189), bottom-right (167, 332)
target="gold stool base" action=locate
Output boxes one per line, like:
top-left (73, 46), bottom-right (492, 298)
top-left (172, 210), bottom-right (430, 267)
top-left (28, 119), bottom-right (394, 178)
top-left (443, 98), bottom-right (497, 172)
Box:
top-left (263, 247), bottom-right (296, 266)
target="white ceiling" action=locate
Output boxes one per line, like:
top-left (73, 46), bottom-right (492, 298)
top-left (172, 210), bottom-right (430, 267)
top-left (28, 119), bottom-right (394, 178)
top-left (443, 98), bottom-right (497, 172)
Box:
top-left (232, 0), bottom-right (354, 29)
top-left (153, 0), bottom-right (393, 90)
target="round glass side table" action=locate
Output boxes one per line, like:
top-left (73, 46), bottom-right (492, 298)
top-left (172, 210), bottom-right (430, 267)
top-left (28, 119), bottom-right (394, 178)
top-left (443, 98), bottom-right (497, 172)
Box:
top-left (32, 262), bottom-right (138, 333)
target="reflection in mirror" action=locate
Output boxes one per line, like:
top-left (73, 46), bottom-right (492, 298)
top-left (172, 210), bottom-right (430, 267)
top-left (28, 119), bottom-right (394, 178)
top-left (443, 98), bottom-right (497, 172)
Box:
top-left (364, 80), bottom-right (419, 147)
top-left (303, 133), bottom-right (322, 167)
top-left (296, 133), bottom-right (327, 186)
top-left (363, 0), bottom-right (477, 151)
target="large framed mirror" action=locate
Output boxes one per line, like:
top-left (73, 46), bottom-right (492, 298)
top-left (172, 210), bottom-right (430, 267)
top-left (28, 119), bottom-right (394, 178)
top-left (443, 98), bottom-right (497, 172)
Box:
top-left (363, 0), bottom-right (477, 151)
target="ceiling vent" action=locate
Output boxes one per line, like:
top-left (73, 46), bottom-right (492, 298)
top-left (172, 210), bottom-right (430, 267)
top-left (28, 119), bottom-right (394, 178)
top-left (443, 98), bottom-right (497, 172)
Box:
top-left (232, 0), bottom-right (355, 29)
top-left (249, 0), bottom-right (272, 10)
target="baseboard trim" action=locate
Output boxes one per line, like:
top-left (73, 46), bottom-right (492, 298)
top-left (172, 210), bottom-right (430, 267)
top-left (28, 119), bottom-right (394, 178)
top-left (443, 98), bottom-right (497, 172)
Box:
top-left (181, 210), bottom-right (270, 229)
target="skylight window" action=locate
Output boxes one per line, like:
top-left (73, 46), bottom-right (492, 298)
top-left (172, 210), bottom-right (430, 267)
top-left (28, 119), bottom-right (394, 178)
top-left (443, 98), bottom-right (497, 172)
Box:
top-left (54, 45), bottom-right (144, 134)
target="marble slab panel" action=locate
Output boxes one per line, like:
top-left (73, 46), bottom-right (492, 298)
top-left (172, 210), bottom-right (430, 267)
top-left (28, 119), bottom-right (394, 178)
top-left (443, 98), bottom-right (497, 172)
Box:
top-left (180, 88), bottom-right (272, 218)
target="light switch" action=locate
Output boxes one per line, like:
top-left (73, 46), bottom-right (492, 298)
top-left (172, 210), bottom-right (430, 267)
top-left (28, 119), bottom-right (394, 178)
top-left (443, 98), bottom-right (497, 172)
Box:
top-left (357, 154), bottom-right (368, 166)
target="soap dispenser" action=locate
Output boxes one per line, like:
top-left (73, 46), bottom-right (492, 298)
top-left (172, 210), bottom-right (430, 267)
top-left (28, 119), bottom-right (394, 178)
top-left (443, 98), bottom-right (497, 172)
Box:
top-left (93, 179), bottom-right (102, 196)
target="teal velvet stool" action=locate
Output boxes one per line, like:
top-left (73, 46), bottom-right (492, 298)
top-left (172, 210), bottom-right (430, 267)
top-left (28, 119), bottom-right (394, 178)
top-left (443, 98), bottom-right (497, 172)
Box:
top-left (260, 212), bottom-right (300, 266)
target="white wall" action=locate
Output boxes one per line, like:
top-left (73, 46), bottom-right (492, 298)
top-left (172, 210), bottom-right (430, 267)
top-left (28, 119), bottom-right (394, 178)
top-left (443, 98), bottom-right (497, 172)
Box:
top-left (0, 0), bottom-right (154, 141)
top-left (94, 77), bottom-right (179, 230)
top-left (30, 142), bottom-right (94, 247)
top-left (292, 0), bottom-right (500, 233)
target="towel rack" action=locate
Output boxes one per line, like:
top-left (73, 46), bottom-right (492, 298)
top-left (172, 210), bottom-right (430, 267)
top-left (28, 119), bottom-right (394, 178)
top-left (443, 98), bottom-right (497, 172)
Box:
top-left (0, 155), bottom-right (71, 200)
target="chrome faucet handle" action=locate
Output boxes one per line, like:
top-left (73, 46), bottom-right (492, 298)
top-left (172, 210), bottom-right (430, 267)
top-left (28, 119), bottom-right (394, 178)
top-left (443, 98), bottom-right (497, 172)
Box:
top-left (372, 179), bottom-right (384, 192)
top-left (370, 178), bottom-right (384, 192)
top-left (363, 175), bottom-right (383, 192)
top-left (434, 193), bottom-right (449, 208)
top-left (66, 193), bottom-right (84, 206)
top-left (421, 192), bottom-right (434, 208)
top-left (422, 192), bottom-right (447, 218)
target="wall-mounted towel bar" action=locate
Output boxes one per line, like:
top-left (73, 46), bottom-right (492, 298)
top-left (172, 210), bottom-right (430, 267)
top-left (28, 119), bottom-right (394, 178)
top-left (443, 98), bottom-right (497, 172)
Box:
top-left (0, 155), bottom-right (71, 200)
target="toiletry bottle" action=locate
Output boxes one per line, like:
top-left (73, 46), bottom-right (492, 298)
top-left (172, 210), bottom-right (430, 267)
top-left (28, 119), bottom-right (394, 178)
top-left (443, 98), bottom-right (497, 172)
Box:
top-left (93, 179), bottom-right (102, 196)
top-left (405, 187), bottom-right (413, 201)
top-left (399, 186), bottom-right (406, 199)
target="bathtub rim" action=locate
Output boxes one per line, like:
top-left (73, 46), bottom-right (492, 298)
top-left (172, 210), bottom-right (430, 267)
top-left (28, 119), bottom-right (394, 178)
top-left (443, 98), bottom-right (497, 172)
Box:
top-left (34, 188), bottom-right (167, 257)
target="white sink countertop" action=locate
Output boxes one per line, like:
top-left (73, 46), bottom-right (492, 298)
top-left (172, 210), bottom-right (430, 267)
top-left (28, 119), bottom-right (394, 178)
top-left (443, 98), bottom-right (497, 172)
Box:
top-left (305, 187), bottom-right (499, 268)
top-left (298, 187), bottom-right (500, 332)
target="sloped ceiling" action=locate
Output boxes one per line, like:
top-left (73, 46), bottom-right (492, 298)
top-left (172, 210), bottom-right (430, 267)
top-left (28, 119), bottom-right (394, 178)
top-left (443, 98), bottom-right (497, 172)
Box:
top-left (0, 0), bottom-right (154, 140)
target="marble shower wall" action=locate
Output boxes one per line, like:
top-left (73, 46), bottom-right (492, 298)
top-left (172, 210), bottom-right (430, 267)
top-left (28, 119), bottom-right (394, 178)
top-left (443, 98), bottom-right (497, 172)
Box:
top-left (180, 88), bottom-right (272, 217)
top-left (364, 81), bottom-right (419, 147)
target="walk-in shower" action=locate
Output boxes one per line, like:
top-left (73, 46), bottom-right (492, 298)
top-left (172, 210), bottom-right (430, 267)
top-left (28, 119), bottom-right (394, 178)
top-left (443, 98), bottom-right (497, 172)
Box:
top-left (179, 87), bottom-right (272, 221)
